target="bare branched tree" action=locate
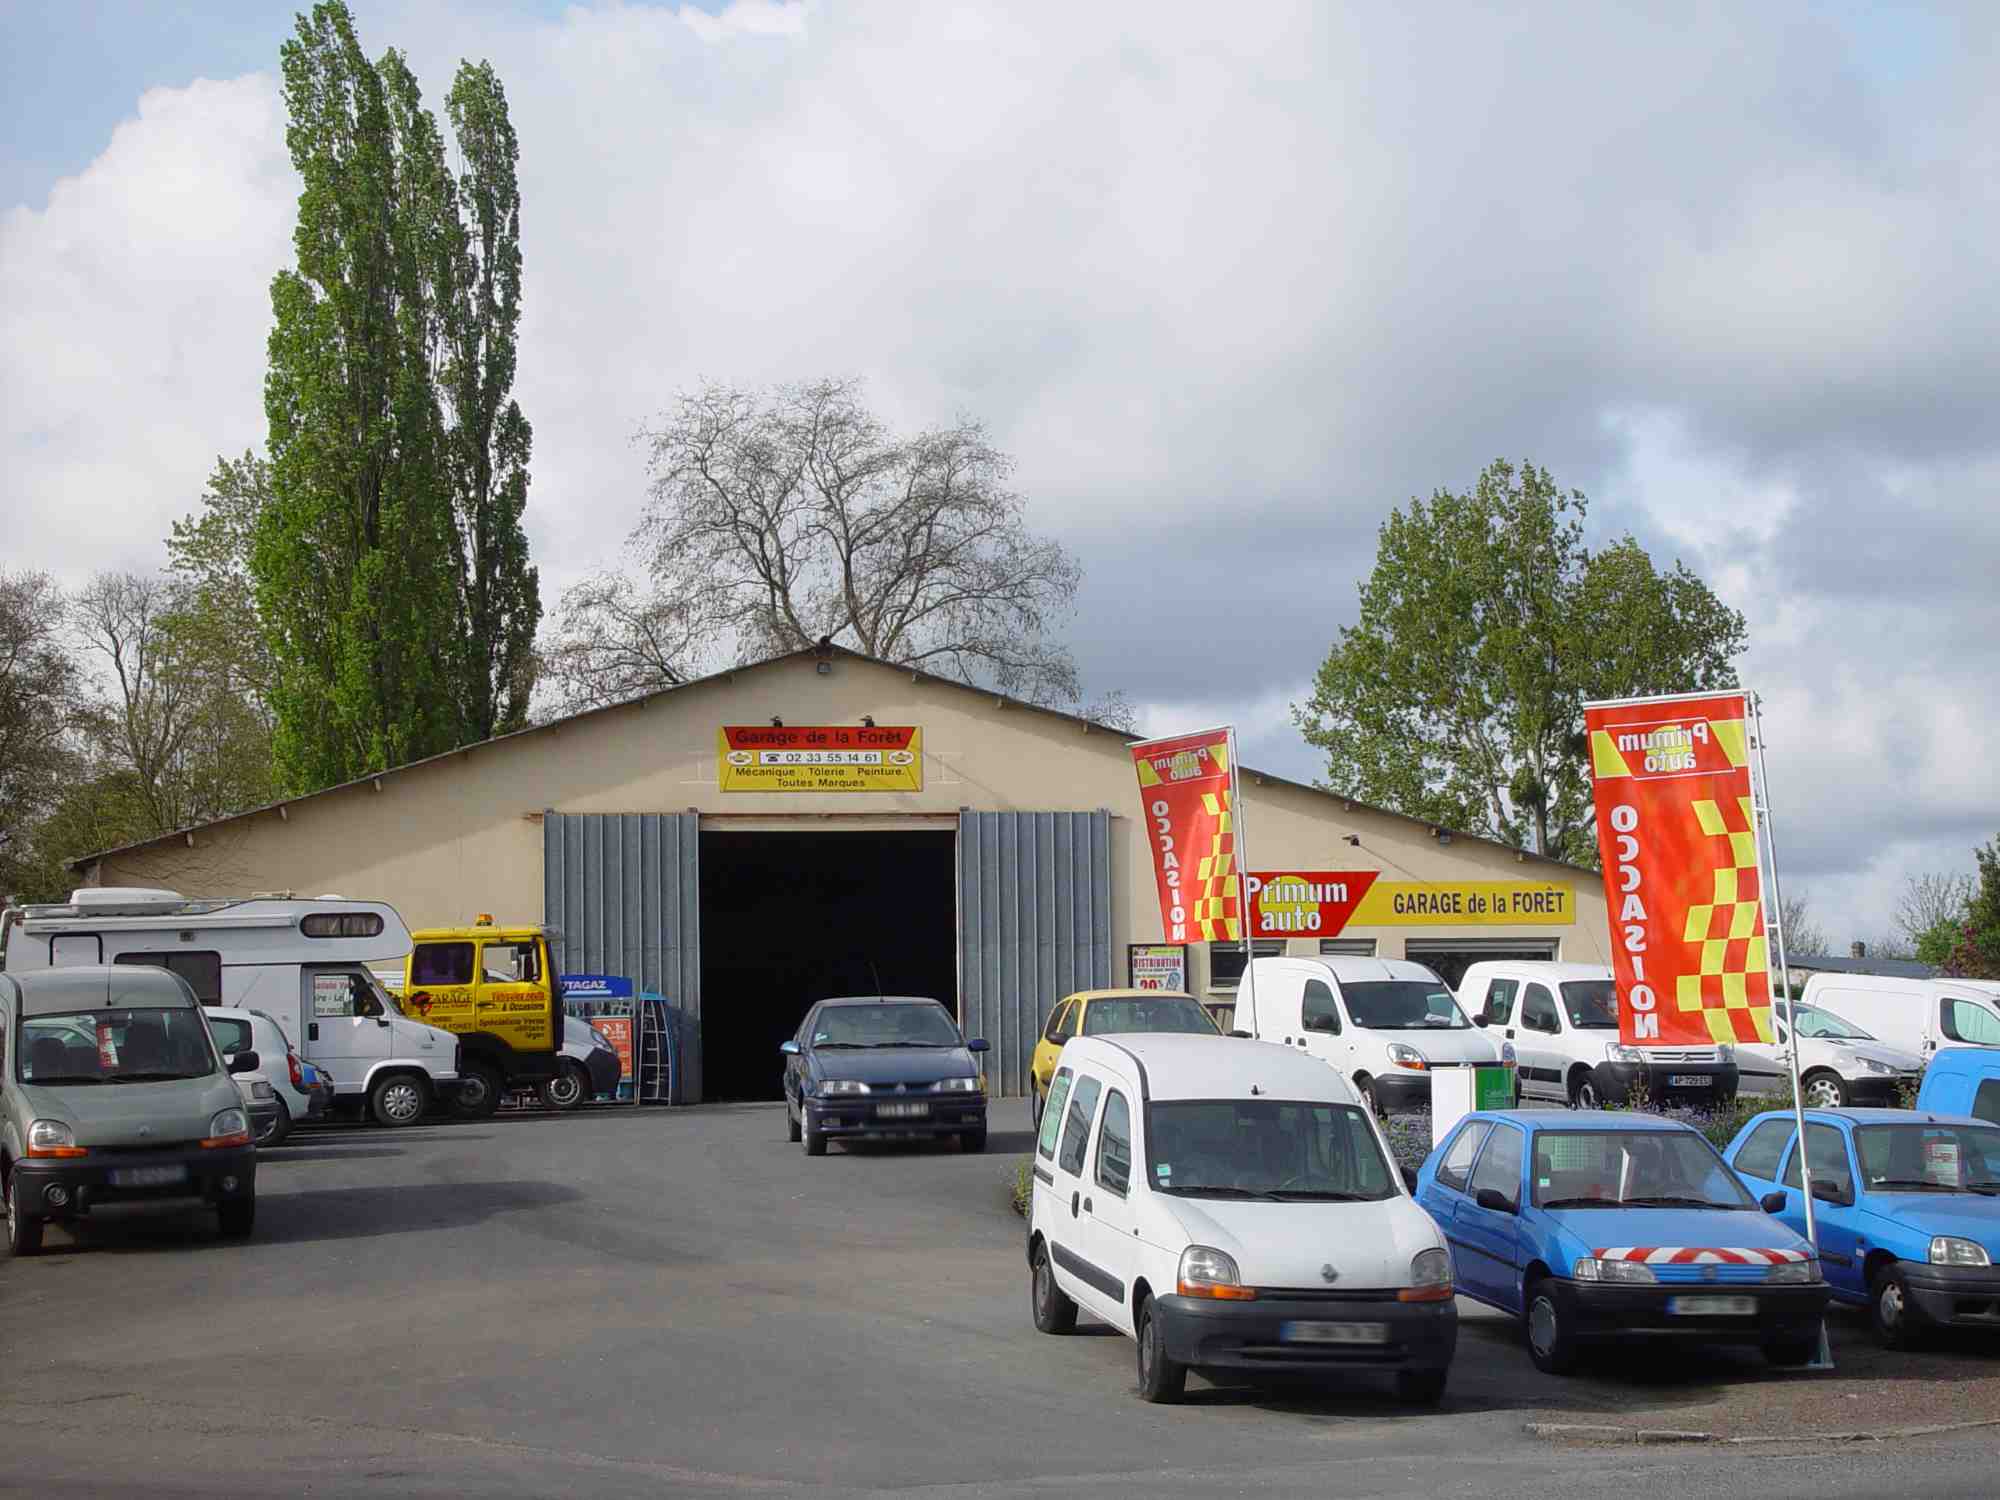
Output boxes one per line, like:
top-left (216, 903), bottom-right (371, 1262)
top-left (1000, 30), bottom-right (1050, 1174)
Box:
top-left (1777, 891), bottom-right (1830, 960)
top-left (1897, 871), bottom-right (1974, 945)
top-left (615, 378), bottom-right (1083, 703)
top-left (537, 570), bottom-right (716, 716)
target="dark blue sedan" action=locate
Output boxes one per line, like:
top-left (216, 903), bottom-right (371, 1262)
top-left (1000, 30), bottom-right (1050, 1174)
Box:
top-left (781, 996), bottom-right (990, 1156)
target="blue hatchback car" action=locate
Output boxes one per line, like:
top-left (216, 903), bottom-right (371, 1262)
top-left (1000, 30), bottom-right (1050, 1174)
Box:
top-left (1722, 1108), bottom-right (2000, 1348)
top-left (1417, 1110), bottom-right (1828, 1373)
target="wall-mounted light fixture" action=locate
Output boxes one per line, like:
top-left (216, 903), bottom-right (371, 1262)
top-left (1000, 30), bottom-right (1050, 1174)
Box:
top-left (816, 660), bottom-right (831, 676)
top-left (770, 715), bottom-right (784, 727)
top-left (1344, 834), bottom-right (1361, 847)
top-left (1432, 827), bottom-right (1453, 847)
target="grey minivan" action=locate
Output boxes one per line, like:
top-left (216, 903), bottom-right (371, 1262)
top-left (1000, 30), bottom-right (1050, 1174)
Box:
top-left (2, 966), bottom-right (260, 1255)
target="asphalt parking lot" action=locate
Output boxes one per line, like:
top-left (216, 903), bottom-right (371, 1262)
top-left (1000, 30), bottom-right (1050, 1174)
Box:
top-left (0, 1100), bottom-right (1993, 1498)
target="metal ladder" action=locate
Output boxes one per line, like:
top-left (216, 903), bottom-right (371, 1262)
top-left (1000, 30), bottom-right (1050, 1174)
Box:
top-left (638, 998), bottom-right (671, 1104)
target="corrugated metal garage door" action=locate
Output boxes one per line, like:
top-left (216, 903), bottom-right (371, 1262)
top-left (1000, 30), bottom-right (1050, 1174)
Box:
top-left (958, 811), bottom-right (1112, 1098)
top-left (542, 811), bottom-right (702, 1100)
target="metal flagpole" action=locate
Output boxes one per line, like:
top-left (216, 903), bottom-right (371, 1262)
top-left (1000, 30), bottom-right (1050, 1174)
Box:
top-left (1747, 688), bottom-right (1831, 1369)
top-left (1227, 728), bottom-right (1260, 1038)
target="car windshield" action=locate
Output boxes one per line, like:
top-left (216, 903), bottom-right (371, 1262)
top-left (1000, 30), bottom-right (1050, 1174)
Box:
top-left (1531, 1129), bottom-right (1756, 1209)
top-left (1340, 980), bottom-right (1470, 1030)
top-left (810, 1003), bottom-right (963, 1048)
top-left (1081, 997), bottom-right (1218, 1037)
top-left (1559, 980), bottom-right (1619, 1030)
top-left (1854, 1123), bottom-right (2000, 1194)
top-left (1788, 1004), bottom-right (1873, 1041)
top-left (18, 1007), bottom-right (219, 1084)
top-left (1147, 1099), bottom-right (1397, 1200)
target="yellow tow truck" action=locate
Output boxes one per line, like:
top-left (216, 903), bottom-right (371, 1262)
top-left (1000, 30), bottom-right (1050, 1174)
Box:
top-left (404, 916), bottom-right (562, 1117)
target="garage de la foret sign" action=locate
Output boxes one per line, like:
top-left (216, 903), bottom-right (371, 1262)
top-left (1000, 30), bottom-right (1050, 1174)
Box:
top-left (717, 725), bottom-right (923, 792)
top-left (1245, 871), bottom-right (1575, 939)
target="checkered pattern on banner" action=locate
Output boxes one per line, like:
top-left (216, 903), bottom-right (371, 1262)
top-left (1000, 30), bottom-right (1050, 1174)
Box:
top-left (1673, 794), bottom-right (1775, 1045)
top-left (1190, 788), bottom-right (1241, 942)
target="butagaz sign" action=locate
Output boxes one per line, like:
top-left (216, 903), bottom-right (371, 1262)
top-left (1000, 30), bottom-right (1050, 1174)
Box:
top-left (1246, 872), bottom-right (1574, 938)
top-left (717, 725), bottom-right (922, 792)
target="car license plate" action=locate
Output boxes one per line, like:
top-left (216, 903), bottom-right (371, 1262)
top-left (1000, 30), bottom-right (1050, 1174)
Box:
top-left (1666, 1295), bottom-right (1756, 1316)
top-left (877, 1102), bottom-right (929, 1119)
top-left (1278, 1321), bottom-right (1390, 1345)
top-left (109, 1164), bottom-right (187, 1188)
top-left (1668, 1074), bottom-right (1713, 1087)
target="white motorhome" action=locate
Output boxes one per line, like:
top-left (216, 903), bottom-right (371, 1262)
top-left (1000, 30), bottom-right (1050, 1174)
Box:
top-left (1, 889), bottom-right (460, 1127)
top-left (1797, 972), bottom-right (2000, 1060)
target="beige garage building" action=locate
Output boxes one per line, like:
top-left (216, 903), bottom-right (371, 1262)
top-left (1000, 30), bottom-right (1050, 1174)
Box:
top-left (75, 646), bottom-right (1611, 1101)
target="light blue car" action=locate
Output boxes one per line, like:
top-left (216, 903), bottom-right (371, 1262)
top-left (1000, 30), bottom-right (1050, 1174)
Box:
top-left (1722, 1108), bottom-right (2000, 1348)
top-left (1416, 1110), bottom-right (1827, 1374)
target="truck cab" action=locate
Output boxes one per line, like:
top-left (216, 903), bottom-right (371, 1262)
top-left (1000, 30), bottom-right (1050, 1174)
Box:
top-left (405, 918), bottom-right (562, 1116)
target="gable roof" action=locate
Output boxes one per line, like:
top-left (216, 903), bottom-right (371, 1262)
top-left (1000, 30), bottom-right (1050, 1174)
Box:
top-left (69, 642), bottom-right (1597, 879)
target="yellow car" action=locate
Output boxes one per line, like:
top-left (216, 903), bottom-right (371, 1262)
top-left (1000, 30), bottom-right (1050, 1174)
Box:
top-left (1029, 988), bottom-right (1221, 1126)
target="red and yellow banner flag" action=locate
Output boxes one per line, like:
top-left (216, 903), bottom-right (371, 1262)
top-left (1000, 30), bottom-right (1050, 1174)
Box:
top-left (1131, 730), bottom-right (1241, 944)
top-left (1584, 690), bottom-right (1774, 1048)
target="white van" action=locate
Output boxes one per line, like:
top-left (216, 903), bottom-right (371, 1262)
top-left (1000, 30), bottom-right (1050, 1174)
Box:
top-left (1, 889), bottom-right (460, 1127)
top-left (1797, 972), bottom-right (2000, 1060)
top-left (1242, 955), bottom-right (1500, 1115)
top-left (1027, 1034), bottom-right (1456, 1404)
top-left (1457, 960), bottom-right (1739, 1109)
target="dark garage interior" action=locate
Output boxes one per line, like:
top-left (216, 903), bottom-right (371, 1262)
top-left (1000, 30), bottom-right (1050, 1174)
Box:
top-left (699, 829), bottom-right (959, 1101)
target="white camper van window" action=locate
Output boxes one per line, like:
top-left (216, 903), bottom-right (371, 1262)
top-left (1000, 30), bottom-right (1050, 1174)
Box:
top-left (115, 951), bottom-right (222, 1005)
top-left (50, 933), bottom-right (101, 967)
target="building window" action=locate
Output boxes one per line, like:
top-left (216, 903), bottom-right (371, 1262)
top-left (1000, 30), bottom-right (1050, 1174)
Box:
top-left (1318, 938), bottom-right (1377, 957)
top-left (1207, 940), bottom-right (1285, 992)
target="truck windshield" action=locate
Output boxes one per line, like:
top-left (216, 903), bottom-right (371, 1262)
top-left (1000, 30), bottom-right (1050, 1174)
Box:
top-left (1148, 1099), bottom-right (1396, 1200)
top-left (1340, 980), bottom-right (1471, 1030)
top-left (19, 1008), bottom-right (218, 1084)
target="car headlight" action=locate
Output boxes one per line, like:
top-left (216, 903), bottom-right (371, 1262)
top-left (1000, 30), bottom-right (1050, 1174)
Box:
top-left (934, 1077), bottom-right (982, 1093)
top-left (251, 1080), bottom-right (276, 1100)
top-left (1572, 1256), bottom-right (1657, 1284)
top-left (1177, 1245), bottom-right (1253, 1300)
top-left (25, 1119), bottom-right (85, 1158)
top-left (1399, 1247), bottom-right (1455, 1302)
top-left (1386, 1042), bottom-right (1428, 1071)
top-left (1859, 1058), bottom-right (1893, 1076)
top-left (1716, 1043), bottom-right (1734, 1062)
top-left (1764, 1257), bottom-right (1822, 1283)
top-left (203, 1107), bottom-right (251, 1147)
top-left (588, 1026), bottom-right (615, 1050)
top-left (1605, 1043), bottom-right (1644, 1064)
top-left (1930, 1237), bottom-right (1992, 1267)
top-left (818, 1079), bottom-right (870, 1096)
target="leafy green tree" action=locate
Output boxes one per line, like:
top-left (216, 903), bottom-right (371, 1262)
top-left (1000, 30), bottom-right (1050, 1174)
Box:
top-left (0, 570), bottom-right (82, 899)
top-left (255, 2), bottom-right (468, 791)
top-left (1940, 837), bottom-right (2000, 980)
top-left (1294, 461), bottom-right (1747, 864)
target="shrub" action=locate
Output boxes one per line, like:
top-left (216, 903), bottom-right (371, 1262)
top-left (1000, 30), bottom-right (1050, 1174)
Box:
top-left (1009, 1160), bottom-right (1032, 1217)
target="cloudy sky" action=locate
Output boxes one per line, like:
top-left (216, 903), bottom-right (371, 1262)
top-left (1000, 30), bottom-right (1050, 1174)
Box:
top-left (5, 1), bottom-right (1996, 947)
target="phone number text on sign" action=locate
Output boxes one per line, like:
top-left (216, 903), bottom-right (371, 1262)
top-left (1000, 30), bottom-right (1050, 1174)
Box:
top-left (717, 725), bottom-right (923, 792)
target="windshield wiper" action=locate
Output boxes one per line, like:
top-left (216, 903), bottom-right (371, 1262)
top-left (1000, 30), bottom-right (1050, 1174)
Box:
top-left (1620, 1195), bottom-right (1741, 1209)
top-left (1870, 1178), bottom-right (1956, 1192)
top-left (1162, 1185), bottom-right (1284, 1201)
top-left (1269, 1189), bottom-right (1374, 1201)
top-left (1968, 1182), bottom-right (2000, 1196)
top-left (109, 1071), bottom-right (204, 1083)
top-left (1540, 1196), bottom-right (1616, 1208)
top-left (24, 1075), bottom-right (104, 1085)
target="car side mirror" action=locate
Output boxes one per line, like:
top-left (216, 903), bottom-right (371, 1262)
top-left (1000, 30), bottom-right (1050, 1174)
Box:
top-left (1228, 1029), bottom-right (1253, 1039)
top-left (1474, 1187), bottom-right (1515, 1214)
top-left (967, 1038), bottom-right (990, 1053)
top-left (226, 1050), bottom-right (261, 1075)
top-left (1759, 1190), bottom-right (1787, 1214)
top-left (779, 1040), bottom-right (800, 1056)
top-left (1472, 1015), bottom-right (1488, 1028)
top-left (1401, 1165), bottom-right (1421, 1193)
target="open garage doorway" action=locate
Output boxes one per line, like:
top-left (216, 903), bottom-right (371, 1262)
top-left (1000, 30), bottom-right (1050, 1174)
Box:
top-left (698, 829), bottom-right (958, 1101)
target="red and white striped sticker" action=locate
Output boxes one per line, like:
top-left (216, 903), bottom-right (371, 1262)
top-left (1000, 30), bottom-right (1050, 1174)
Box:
top-left (1593, 1246), bottom-right (1810, 1265)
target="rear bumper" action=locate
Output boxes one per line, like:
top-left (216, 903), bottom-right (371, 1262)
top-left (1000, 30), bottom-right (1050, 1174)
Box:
top-left (805, 1099), bottom-right (987, 1138)
top-left (1152, 1292), bottom-right (1457, 1375)
top-left (12, 1144), bottom-right (257, 1220)
top-left (1592, 1060), bottom-right (1740, 1104)
top-left (1557, 1278), bottom-right (1827, 1343)
top-left (1903, 1263), bottom-right (2000, 1328)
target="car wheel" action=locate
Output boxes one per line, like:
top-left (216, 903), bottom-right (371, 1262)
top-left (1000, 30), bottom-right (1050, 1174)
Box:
top-left (369, 1072), bottom-right (429, 1128)
top-left (1030, 1086), bottom-right (1043, 1134)
top-left (452, 1060), bottom-right (505, 1119)
top-left (1135, 1296), bottom-right (1187, 1403)
top-left (961, 1129), bottom-right (988, 1154)
top-left (786, 1098), bottom-right (802, 1143)
top-left (1031, 1239), bottom-right (1077, 1335)
top-left (1763, 1332), bottom-right (1817, 1367)
top-left (538, 1062), bottom-right (589, 1111)
top-left (1570, 1073), bottom-right (1602, 1110)
top-left (1872, 1264), bottom-right (1924, 1350)
top-left (5, 1175), bottom-right (44, 1258)
top-left (1395, 1367), bottom-right (1448, 1406)
top-left (1355, 1075), bottom-right (1380, 1117)
top-left (803, 1110), bottom-right (828, 1157)
top-left (217, 1195), bottom-right (255, 1239)
top-left (258, 1096), bottom-right (293, 1148)
top-left (1525, 1278), bottom-right (1578, 1375)
top-left (1801, 1070), bottom-right (1847, 1110)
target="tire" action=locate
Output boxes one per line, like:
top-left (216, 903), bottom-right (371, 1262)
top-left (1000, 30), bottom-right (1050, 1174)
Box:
top-left (1525, 1278), bottom-right (1579, 1375)
top-left (5, 1175), bottom-right (44, 1258)
top-left (1872, 1264), bottom-right (1924, 1350)
top-left (1570, 1072), bottom-right (1603, 1110)
top-left (1801, 1070), bottom-right (1848, 1110)
top-left (1030, 1086), bottom-right (1043, 1134)
top-left (257, 1096), bottom-right (293, 1148)
top-left (961, 1129), bottom-right (988, 1154)
top-left (786, 1098), bottom-right (802, 1143)
top-left (1031, 1239), bottom-right (1078, 1334)
top-left (1136, 1296), bottom-right (1187, 1403)
top-left (538, 1062), bottom-right (589, 1112)
top-left (217, 1195), bottom-right (255, 1239)
top-left (369, 1071), bottom-right (430, 1128)
top-left (803, 1110), bottom-right (828, 1157)
top-left (1396, 1367), bottom-right (1448, 1406)
top-left (452, 1060), bottom-right (505, 1119)
top-left (1355, 1075), bottom-right (1380, 1117)
top-left (1764, 1333), bottom-right (1817, 1367)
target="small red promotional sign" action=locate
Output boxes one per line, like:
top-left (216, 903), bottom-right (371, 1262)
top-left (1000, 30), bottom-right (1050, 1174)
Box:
top-left (593, 1015), bottom-right (636, 1084)
top-left (1583, 690), bottom-right (1775, 1048)
top-left (1130, 730), bottom-right (1241, 944)
top-left (1244, 871), bottom-right (1381, 939)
